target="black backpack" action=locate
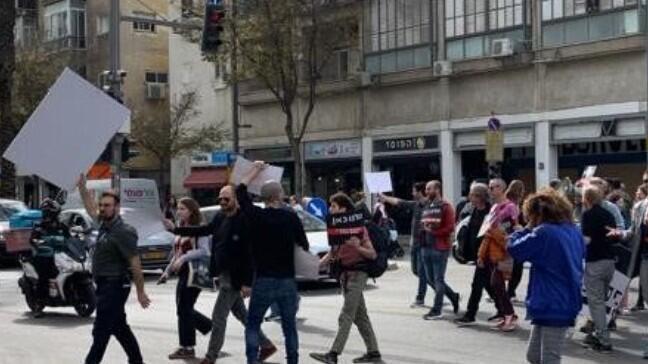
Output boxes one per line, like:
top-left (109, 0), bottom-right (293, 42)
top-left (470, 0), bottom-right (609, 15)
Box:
top-left (359, 221), bottom-right (390, 278)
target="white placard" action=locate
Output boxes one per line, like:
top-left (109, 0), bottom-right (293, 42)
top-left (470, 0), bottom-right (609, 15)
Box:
top-left (365, 172), bottom-right (393, 194)
top-left (230, 156), bottom-right (284, 195)
top-left (582, 269), bottom-right (629, 324)
top-left (294, 247), bottom-right (320, 281)
top-left (3, 68), bottom-right (130, 190)
top-left (582, 165), bottom-right (597, 179)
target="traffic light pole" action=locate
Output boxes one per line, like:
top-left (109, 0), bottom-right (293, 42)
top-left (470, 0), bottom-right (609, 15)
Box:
top-left (110, 0), bottom-right (123, 193)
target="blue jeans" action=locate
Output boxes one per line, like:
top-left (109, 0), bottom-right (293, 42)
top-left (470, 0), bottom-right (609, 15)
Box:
top-left (412, 245), bottom-right (427, 302)
top-left (420, 247), bottom-right (456, 314)
top-left (245, 277), bottom-right (299, 364)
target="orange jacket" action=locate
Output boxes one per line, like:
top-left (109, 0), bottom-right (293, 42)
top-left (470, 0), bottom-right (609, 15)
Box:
top-left (478, 227), bottom-right (509, 263)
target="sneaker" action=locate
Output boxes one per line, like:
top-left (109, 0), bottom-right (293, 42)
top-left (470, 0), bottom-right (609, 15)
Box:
top-left (199, 358), bottom-right (215, 364)
top-left (310, 352), bottom-right (338, 364)
top-left (264, 314), bottom-right (281, 322)
top-left (451, 293), bottom-right (461, 314)
top-left (423, 311), bottom-right (444, 320)
top-left (410, 300), bottom-right (425, 308)
top-left (352, 351), bottom-right (382, 363)
top-left (454, 315), bottom-right (476, 326)
top-left (258, 343), bottom-right (278, 362)
top-left (499, 315), bottom-right (517, 332)
top-left (168, 348), bottom-right (195, 360)
top-left (579, 320), bottom-right (594, 334)
top-left (487, 313), bottom-right (504, 322)
top-left (582, 334), bottom-right (598, 347)
top-left (592, 342), bottom-right (613, 353)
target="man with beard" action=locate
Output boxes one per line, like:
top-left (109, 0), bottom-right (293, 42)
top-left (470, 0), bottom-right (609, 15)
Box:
top-left (78, 175), bottom-right (151, 364)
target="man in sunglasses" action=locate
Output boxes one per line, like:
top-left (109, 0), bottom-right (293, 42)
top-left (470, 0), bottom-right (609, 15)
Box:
top-left (170, 185), bottom-right (277, 364)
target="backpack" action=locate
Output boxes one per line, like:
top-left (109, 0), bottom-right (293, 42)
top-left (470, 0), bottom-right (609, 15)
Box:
top-left (359, 221), bottom-right (390, 278)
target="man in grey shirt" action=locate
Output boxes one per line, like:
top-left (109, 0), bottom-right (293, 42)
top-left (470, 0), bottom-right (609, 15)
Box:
top-left (78, 175), bottom-right (151, 364)
top-left (380, 182), bottom-right (429, 307)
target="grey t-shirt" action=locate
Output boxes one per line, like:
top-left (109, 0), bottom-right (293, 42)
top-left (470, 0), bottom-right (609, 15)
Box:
top-left (401, 199), bottom-right (429, 246)
top-left (92, 217), bottom-right (138, 278)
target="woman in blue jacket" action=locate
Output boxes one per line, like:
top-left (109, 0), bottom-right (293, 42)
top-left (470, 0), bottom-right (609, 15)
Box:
top-left (508, 189), bottom-right (586, 364)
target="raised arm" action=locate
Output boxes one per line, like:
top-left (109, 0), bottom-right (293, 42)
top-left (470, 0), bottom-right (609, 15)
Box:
top-left (77, 174), bottom-right (98, 221)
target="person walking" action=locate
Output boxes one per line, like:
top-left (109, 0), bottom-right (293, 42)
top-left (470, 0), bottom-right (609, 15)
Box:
top-left (454, 183), bottom-right (498, 325)
top-left (580, 186), bottom-right (617, 353)
top-left (477, 178), bottom-right (519, 331)
top-left (158, 197), bottom-right (213, 360)
top-left (310, 192), bottom-right (381, 364)
top-left (418, 181), bottom-right (460, 320)
top-left (78, 175), bottom-right (151, 364)
top-left (508, 188), bottom-right (585, 364)
top-left (237, 162), bottom-right (309, 364)
top-left (167, 186), bottom-right (277, 364)
top-left (505, 179), bottom-right (526, 301)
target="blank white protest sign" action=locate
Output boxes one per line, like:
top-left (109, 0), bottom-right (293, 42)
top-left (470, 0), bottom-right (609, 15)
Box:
top-left (3, 68), bottom-right (130, 190)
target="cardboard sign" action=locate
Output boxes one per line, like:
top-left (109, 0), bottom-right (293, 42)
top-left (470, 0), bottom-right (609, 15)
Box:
top-left (326, 211), bottom-right (365, 246)
top-left (365, 172), bottom-right (393, 194)
top-left (230, 156), bottom-right (284, 195)
top-left (582, 165), bottom-right (597, 179)
top-left (3, 68), bottom-right (129, 190)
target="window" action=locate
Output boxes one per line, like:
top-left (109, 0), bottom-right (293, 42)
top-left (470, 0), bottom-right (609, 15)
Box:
top-left (446, 0), bottom-right (524, 38)
top-left (133, 12), bottom-right (156, 33)
top-left (542, 0), bottom-right (637, 20)
top-left (43, 0), bottom-right (86, 48)
top-left (365, 0), bottom-right (431, 52)
top-left (97, 16), bottom-right (109, 36)
top-left (145, 72), bottom-right (168, 84)
top-left (364, 0), bottom-right (432, 73)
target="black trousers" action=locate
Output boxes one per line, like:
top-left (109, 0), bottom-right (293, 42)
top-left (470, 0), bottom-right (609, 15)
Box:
top-left (85, 277), bottom-right (143, 364)
top-left (507, 261), bottom-right (524, 297)
top-left (465, 265), bottom-right (499, 319)
top-left (33, 255), bottom-right (56, 298)
top-left (176, 267), bottom-right (212, 347)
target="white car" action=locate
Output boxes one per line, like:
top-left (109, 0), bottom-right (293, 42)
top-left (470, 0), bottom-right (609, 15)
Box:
top-left (60, 208), bottom-right (175, 271)
top-left (200, 204), bottom-right (331, 280)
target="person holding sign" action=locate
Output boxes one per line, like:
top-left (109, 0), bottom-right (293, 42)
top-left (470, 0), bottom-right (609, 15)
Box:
top-left (310, 193), bottom-right (380, 364)
top-left (508, 189), bottom-right (585, 364)
top-left (580, 186), bottom-right (617, 353)
top-left (236, 161), bottom-right (309, 364)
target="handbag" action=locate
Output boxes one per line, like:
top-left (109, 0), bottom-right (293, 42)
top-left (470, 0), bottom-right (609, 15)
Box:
top-left (187, 236), bottom-right (215, 290)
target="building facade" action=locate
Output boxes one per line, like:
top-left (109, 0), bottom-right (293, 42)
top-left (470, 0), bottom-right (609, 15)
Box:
top-left (168, 0), bottom-right (233, 206)
top-left (237, 0), bottom-right (648, 204)
top-left (13, 0), bottom-right (170, 206)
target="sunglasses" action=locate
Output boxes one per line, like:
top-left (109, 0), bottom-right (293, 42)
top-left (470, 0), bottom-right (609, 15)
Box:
top-left (218, 197), bottom-right (231, 203)
top-left (98, 203), bottom-right (114, 208)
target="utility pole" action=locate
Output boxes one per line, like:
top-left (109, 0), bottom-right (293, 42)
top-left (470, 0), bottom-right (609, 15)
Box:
top-left (109, 0), bottom-right (124, 194)
top-left (231, 1), bottom-right (240, 155)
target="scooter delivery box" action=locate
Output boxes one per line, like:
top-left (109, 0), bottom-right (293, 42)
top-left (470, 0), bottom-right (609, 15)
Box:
top-left (6, 209), bottom-right (42, 253)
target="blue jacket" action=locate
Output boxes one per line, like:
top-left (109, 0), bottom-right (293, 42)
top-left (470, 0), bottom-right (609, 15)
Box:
top-left (507, 223), bottom-right (585, 325)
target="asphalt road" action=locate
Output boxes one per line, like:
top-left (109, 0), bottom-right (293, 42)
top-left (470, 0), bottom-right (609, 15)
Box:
top-left (2, 257), bottom-right (648, 364)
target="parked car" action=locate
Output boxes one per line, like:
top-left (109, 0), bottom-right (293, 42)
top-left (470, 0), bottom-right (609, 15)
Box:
top-left (60, 208), bottom-right (174, 271)
top-left (0, 199), bottom-right (28, 263)
top-left (200, 204), bottom-right (331, 280)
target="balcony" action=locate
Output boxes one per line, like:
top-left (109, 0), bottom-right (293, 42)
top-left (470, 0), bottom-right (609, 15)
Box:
top-left (43, 35), bottom-right (87, 51)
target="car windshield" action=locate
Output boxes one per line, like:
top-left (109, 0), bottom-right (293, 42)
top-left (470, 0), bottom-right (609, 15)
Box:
top-left (295, 209), bottom-right (326, 232)
top-left (0, 201), bottom-right (27, 219)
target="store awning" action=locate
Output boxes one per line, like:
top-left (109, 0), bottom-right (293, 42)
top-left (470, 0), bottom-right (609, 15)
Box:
top-left (183, 168), bottom-right (228, 189)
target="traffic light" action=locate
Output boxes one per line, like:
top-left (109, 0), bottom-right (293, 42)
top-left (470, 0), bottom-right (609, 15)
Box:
top-left (201, 0), bottom-right (225, 53)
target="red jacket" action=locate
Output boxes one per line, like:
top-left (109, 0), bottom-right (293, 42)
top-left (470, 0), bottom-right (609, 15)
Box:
top-left (420, 199), bottom-right (455, 251)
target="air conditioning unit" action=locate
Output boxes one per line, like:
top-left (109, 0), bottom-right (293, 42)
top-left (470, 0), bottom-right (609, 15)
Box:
top-left (491, 38), bottom-right (514, 57)
top-left (433, 61), bottom-right (452, 77)
top-left (146, 83), bottom-right (166, 99)
top-left (356, 71), bottom-right (376, 87)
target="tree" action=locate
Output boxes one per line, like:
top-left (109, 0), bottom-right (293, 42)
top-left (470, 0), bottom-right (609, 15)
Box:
top-left (0, 2), bottom-right (16, 197)
top-left (223, 0), bottom-right (358, 196)
top-left (132, 91), bottom-right (228, 198)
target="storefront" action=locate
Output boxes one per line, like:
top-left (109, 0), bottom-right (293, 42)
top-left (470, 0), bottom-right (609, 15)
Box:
top-left (372, 135), bottom-right (441, 233)
top-left (553, 117), bottom-right (647, 193)
top-left (304, 139), bottom-right (362, 198)
top-left (184, 152), bottom-right (231, 206)
top-left (454, 127), bottom-right (536, 195)
top-left (244, 146), bottom-right (295, 194)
